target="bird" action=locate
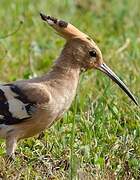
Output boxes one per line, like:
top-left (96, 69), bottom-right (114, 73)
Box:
top-left (0, 13), bottom-right (138, 158)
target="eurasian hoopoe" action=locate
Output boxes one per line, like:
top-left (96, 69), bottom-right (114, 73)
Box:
top-left (0, 13), bottom-right (138, 158)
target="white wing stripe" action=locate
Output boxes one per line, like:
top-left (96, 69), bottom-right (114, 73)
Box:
top-left (8, 99), bottom-right (31, 119)
top-left (0, 85), bottom-right (17, 100)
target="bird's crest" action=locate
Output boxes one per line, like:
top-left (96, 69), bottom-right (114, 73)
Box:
top-left (40, 13), bottom-right (87, 40)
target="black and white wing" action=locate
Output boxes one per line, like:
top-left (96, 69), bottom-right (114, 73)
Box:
top-left (0, 84), bottom-right (36, 125)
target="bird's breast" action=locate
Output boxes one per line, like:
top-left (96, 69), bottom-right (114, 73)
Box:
top-left (42, 82), bottom-right (77, 123)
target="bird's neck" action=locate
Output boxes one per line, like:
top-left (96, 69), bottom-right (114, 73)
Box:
top-left (51, 57), bottom-right (80, 78)
top-left (46, 43), bottom-right (81, 84)
top-left (39, 45), bottom-right (81, 103)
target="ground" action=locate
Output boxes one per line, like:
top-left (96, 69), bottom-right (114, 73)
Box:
top-left (0, 0), bottom-right (140, 179)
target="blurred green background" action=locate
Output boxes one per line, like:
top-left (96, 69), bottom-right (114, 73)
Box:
top-left (0, 0), bottom-right (140, 179)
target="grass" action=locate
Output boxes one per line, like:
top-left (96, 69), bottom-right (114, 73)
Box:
top-left (0, 0), bottom-right (140, 179)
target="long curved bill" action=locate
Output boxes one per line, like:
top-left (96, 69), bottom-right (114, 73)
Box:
top-left (98, 63), bottom-right (138, 106)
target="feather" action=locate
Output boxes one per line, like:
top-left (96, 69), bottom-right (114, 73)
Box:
top-left (0, 84), bottom-right (36, 125)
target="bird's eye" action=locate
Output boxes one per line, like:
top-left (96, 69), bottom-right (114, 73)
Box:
top-left (89, 50), bottom-right (97, 58)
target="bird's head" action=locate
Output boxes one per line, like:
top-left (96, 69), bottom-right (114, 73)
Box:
top-left (40, 13), bottom-right (138, 106)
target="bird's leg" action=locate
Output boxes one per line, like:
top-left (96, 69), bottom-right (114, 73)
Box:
top-left (6, 135), bottom-right (17, 160)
